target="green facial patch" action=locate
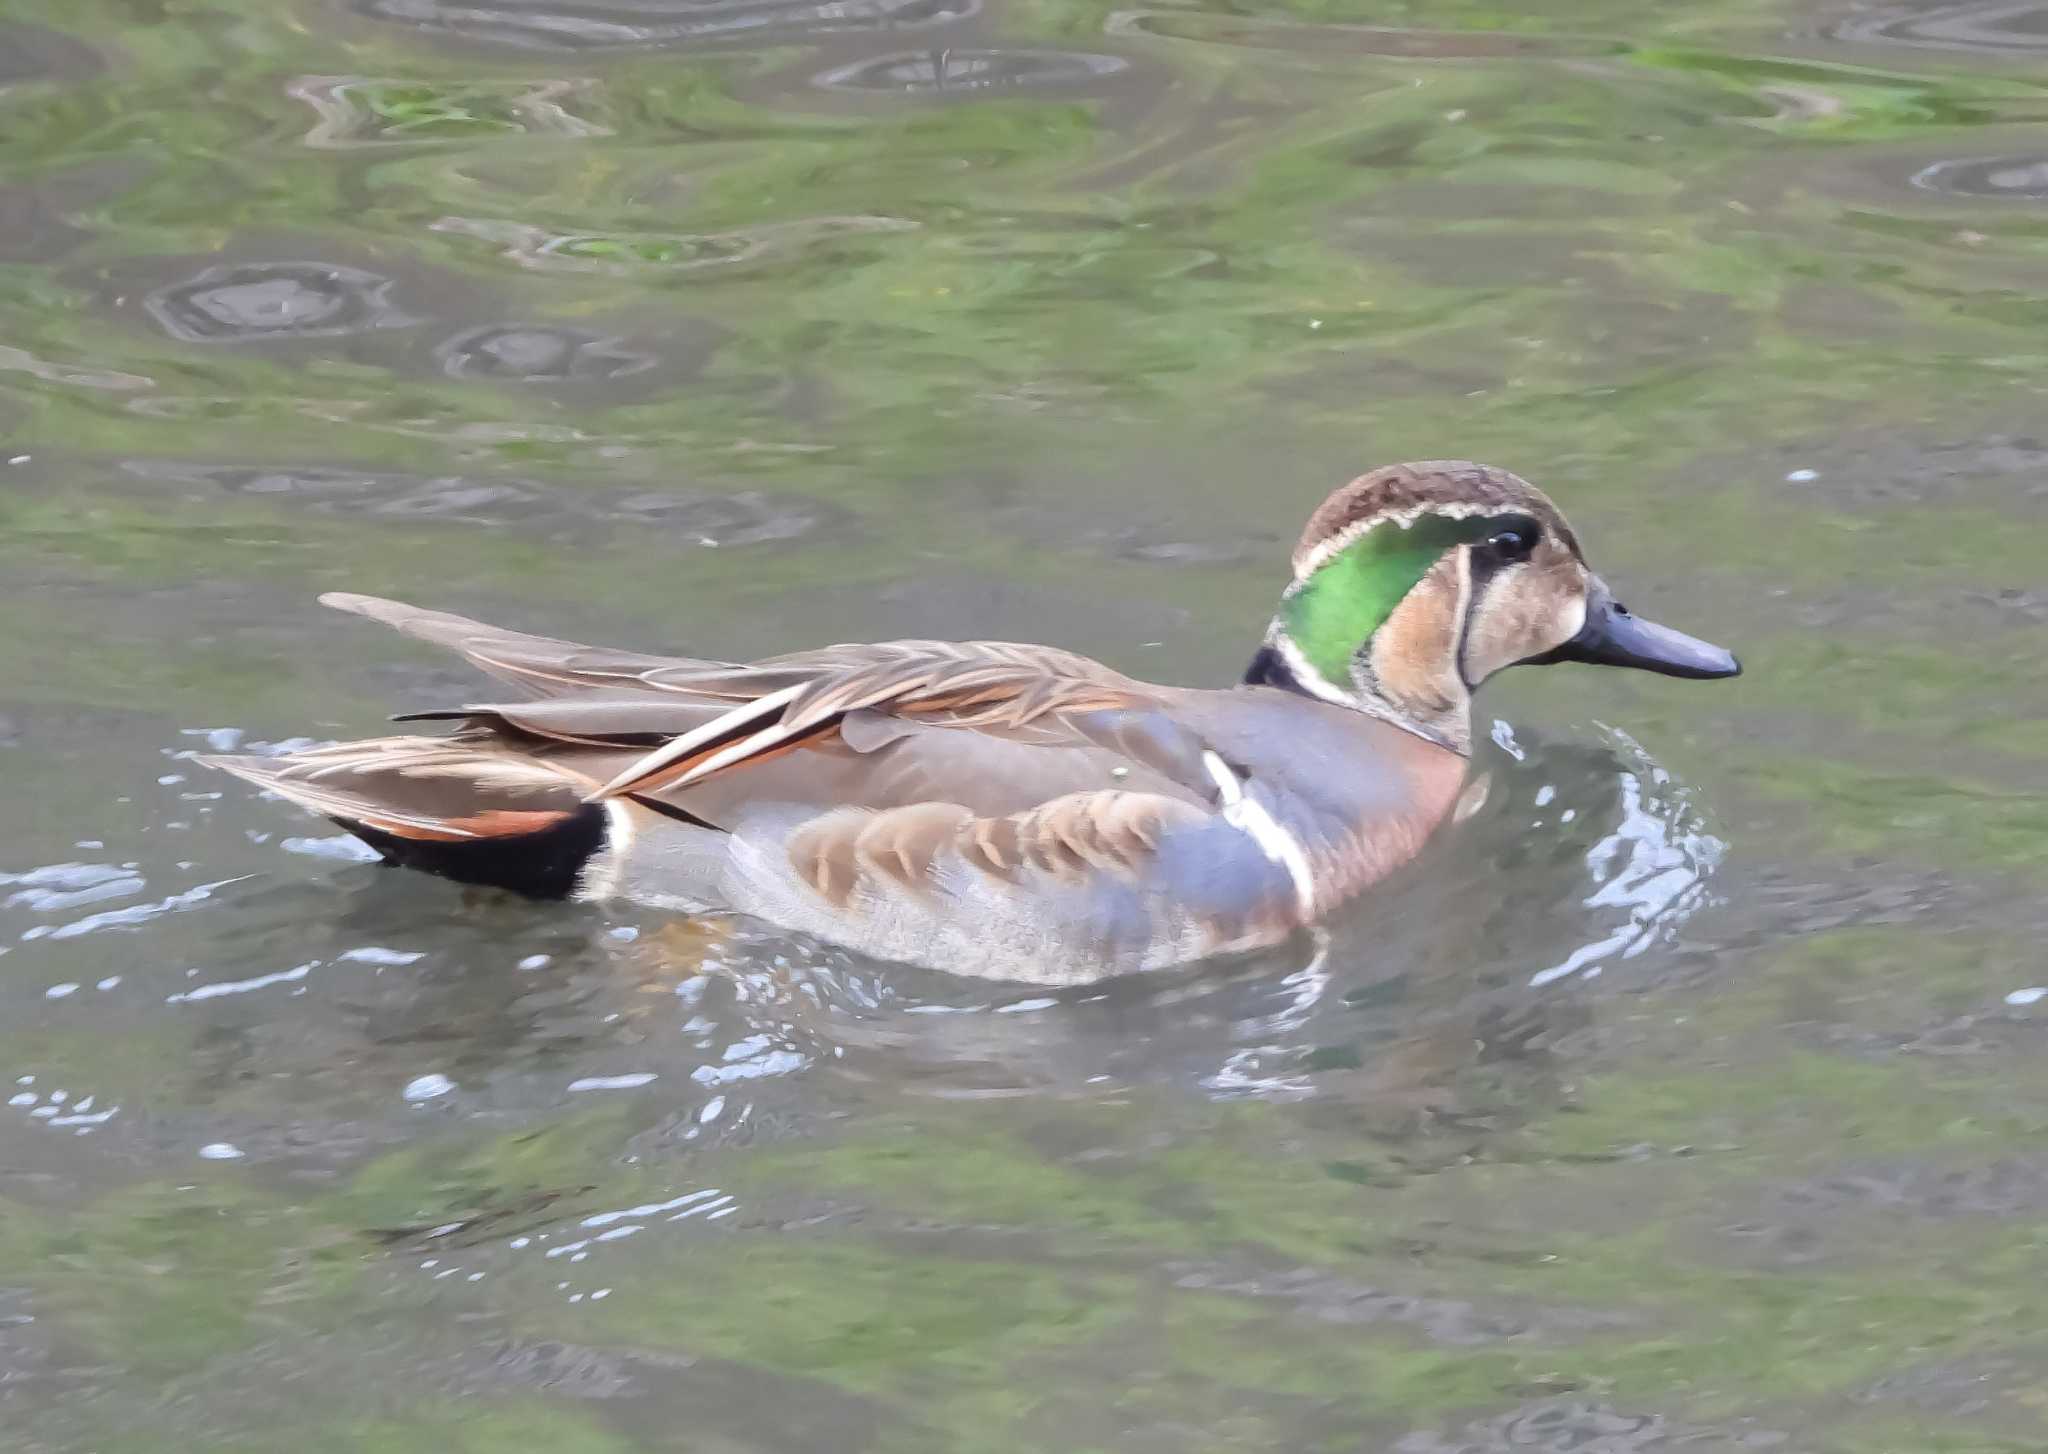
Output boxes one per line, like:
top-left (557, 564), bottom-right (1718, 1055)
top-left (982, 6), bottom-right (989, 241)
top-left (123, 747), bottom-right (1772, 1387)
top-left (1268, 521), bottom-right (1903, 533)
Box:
top-left (1283, 512), bottom-right (1504, 689)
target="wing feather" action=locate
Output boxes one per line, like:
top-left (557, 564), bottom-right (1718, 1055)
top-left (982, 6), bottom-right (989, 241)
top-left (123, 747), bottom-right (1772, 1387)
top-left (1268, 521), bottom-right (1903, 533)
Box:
top-left (321, 595), bottom-right (1220, 818)
top-left (584, 642), bottom-right (1158, 801)
top-left (321, 592), bottom-right (725, 697)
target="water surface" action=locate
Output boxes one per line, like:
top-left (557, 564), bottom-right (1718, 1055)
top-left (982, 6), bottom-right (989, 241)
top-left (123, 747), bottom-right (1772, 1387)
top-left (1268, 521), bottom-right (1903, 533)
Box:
top-left (5, 0), bottom-right (2048, 1448)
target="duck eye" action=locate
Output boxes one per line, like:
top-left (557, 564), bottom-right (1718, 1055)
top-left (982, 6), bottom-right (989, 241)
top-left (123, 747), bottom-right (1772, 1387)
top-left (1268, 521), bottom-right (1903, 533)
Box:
top-left (1484, 518), bottom-right (1541, 561)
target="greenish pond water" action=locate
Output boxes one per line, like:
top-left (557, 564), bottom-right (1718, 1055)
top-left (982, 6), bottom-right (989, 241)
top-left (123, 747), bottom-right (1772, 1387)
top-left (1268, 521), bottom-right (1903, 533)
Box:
top-left (5, 0), bottom-right (2048, 1448)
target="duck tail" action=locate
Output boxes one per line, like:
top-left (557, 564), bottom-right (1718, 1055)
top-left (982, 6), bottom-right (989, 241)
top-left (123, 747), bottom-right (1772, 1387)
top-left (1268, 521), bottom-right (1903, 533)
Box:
top-left (202, 738), bottom-right (610, 899)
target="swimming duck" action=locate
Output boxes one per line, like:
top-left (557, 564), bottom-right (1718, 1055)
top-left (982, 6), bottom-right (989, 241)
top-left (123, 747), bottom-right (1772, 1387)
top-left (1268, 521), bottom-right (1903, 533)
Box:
top-left (205, 462), bottom-right (1737, 984)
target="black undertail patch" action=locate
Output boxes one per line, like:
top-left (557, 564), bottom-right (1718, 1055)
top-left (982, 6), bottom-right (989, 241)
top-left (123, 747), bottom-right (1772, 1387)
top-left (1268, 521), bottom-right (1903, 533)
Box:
top-left (344, 801), bottom-right (609, 900)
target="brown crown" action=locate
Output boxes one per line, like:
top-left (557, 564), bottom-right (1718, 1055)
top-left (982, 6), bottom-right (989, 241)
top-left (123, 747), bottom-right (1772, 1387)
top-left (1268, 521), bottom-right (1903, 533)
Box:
top-left (1293, 461), bottom-right (1575, 572)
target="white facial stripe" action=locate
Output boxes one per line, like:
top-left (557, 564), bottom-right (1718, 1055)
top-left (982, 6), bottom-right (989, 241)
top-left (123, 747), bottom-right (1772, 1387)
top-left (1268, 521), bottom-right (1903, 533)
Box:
top-left (1454, 549), bottom-right (1504, 688)
top-left (1292, 500), bottom-right (1502, 579)
top-left (1202, 751), bottom-right (1316, 920)
top-left (1268, 630), bottom-right (1360, 706)
top-left (1273, 621), bottom-right (1469, 754)
top-left (1555, 590), bottom-right (1588, 645)
top-left (1449, 541), bottom-right (1475, 688)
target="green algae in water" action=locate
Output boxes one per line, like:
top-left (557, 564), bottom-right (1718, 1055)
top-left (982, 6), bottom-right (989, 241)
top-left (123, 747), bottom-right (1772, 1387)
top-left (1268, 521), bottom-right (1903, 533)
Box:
top-left (5, 0), bottom-right (2048, 1447)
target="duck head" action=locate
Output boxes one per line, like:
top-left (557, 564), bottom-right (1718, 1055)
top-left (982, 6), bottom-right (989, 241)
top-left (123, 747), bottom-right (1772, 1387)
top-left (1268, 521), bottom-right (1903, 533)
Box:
top-left (1245, 461), bottom-right (1739, 754)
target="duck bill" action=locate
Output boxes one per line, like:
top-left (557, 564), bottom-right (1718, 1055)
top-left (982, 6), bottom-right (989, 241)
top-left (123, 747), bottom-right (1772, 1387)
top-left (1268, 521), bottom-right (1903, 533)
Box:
top-left (1530, 581), bottom-right (1741, 680)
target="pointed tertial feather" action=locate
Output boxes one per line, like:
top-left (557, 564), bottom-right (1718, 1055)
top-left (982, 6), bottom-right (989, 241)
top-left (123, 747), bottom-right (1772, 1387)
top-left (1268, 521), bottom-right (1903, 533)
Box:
top-left (204, 751), bottom-right (479, 836)
top-left (203, 739), bottom-right (587, 843)
top-left (622, 711), bottom-right (825, 797)
top-left (319, 592), bottom-right (730, 698)
top-left (582, 642), bottom-right (1155, 803)
top-left (398, 694), bottom-right (732, 749)
top-left (586, 683), bottom-right (807, 800)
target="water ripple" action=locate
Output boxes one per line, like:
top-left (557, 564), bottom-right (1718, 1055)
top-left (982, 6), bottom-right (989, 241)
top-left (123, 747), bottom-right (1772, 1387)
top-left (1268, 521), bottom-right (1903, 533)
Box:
top-left (120, 460), bottom-right (848, 544)
top-left (434, 324), bottom-right (657, 381)
top-left (144, 262), bottom-right (417, 343)
top-left (0, 344), bottom-right (152, 392)
top-left (165, 959), bottom-right (318, 1003)
top-left (1, 862), bottom-right (145, 914)
top-left (352, 0), bottom-right (975, 50)
top-left (19, 877), bottom-right (246, 942)
top-left (430, 213), bottom-right (917, 274)
top-left (1912, 154), bottom-right (2048, 198)
top-left (6, 1079), bottom-right (121, 1136)
top-left (1827, 1), bottom-right (2048, 52)
top-left (287, 75), bottom-right (610, 148)
top-left (1396, 1399), bottom-right (1785, 1452)
top-left (1526, 727), bottom-right (1726, 989)
top-left (1105, 10), bottom-right (1609, 59)
top-left (813, 48), bottom-right (1128, 95)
